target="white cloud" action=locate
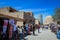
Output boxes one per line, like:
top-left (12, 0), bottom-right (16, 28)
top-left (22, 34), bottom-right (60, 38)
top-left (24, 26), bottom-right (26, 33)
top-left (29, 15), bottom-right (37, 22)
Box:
top-left (19, 8), bottom-right (49, 12)
top-left (14, 6), bottom-right (22, 10)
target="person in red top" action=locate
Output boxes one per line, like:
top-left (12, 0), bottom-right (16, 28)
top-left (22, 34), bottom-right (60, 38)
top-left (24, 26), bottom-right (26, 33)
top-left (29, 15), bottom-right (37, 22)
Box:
top-left (37, 24), bottom-right (40, 33)
top-left (28, 24), bottom-right (31, 35)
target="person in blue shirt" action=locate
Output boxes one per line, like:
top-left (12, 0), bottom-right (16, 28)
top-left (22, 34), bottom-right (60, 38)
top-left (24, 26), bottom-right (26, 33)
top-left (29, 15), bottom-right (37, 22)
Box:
top-left (57, 27), bottom-right (60, 39)
top-left (25, 24), bottom-right (28, 35)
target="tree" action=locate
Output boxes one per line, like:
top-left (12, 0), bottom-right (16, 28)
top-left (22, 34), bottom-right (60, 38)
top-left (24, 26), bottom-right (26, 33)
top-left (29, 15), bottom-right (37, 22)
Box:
top-left (52, 8), bottom-right (60, 24)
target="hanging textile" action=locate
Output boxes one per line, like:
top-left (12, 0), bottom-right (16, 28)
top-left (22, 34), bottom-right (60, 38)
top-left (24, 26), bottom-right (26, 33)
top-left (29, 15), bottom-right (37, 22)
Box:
top-left (3, 20), bottom-right (8, 34)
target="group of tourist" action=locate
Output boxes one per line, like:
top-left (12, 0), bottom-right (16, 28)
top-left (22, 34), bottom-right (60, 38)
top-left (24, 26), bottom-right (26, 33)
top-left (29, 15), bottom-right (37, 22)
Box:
top-left (0, 17), bottom-right (41, 40)
top-left (17, 24), bottom-right (40, 40)
top-left (50, 23), bottom-right (60, 40)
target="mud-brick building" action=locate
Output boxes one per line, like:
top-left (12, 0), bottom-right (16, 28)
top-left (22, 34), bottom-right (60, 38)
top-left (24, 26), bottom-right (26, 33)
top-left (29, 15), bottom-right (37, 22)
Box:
top-left (0, 7), bottom-right (35, 26)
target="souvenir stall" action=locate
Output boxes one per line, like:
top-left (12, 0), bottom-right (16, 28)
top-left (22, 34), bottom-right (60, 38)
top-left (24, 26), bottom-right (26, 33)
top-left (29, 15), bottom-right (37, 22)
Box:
top-left (0, 14), bottom-right (21, 40)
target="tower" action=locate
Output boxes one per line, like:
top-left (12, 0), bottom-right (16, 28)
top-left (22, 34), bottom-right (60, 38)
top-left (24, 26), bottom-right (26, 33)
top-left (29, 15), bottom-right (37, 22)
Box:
top-left (38, 14), bottom-right (43, 25)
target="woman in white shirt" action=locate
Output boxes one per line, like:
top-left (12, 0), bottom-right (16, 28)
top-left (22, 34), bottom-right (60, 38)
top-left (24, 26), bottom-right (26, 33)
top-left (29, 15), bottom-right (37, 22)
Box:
top-left (19, 26), bottom-right (24, 40)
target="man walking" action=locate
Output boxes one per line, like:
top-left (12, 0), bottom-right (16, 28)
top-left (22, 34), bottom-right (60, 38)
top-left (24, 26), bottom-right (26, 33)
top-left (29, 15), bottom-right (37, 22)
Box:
top-left (33, 24), bottom-right (35, 35)
top-left (37, 24), bottom-right (40, 33)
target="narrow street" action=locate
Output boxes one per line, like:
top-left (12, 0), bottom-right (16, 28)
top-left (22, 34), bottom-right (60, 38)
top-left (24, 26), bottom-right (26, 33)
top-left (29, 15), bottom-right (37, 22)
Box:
top-left (25, 28), bottom-right (58, 40)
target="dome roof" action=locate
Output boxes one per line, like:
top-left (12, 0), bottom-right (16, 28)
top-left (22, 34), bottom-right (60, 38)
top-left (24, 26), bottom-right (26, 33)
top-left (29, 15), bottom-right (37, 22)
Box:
top-left (46, 16), bottom-right (52, 19)
top-left (44, 16), bottom-right (54, 25)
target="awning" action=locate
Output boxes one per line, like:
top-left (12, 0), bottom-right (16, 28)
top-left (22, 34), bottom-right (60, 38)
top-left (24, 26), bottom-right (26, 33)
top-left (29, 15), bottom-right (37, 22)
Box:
top-left (0, 14), bottom-right (24, 21)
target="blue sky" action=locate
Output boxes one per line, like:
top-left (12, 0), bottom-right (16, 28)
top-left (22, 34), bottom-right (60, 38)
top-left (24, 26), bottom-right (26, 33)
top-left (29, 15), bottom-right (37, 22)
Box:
top-left (0, 0), bottom-right (60, 22)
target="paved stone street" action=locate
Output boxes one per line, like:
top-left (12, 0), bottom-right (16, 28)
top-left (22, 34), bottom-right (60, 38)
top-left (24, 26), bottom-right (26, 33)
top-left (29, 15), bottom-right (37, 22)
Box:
top-left (25, 28), bottom-right (58, 40)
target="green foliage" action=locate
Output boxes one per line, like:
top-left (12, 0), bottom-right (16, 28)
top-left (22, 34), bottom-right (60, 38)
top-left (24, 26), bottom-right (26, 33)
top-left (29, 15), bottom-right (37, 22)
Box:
top-left (52, 8), bottom-right (60, 24)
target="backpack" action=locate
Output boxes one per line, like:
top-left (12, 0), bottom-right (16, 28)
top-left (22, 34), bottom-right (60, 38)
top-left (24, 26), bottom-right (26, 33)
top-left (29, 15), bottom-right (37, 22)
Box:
top-left (37, 25), bottom-right (40, 29)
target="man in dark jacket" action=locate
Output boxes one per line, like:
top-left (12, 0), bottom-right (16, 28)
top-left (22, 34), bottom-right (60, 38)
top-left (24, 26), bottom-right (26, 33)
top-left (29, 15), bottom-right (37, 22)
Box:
top-left (33, 24), bottom-right (36, 35)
